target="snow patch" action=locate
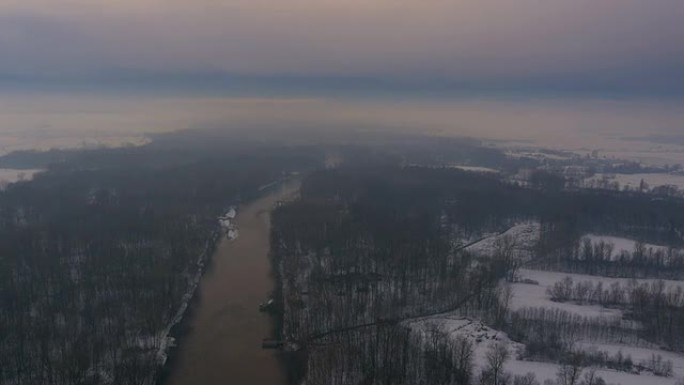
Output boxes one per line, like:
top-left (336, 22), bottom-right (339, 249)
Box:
top-left (586, 173), bottom-right (684, 191)
top-left (0, 168), bottom-right (43, 189)
top-left (512, 268), bottom-right (684, 319)
top-left (583, 234), bottom-right (669, 256)
top-left (466, 222), bottom-right (540, 260)
top-left (405, 313), bottom-right (683, 385)
top-left (451, 165), bottom-right (500, 173)
top-left (576, 341), bottom-right (684, 378)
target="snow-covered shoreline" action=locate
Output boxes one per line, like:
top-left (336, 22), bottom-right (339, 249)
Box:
top-left (155, 206), bottom-right (240, 375)
top-left (155, 229), bottom-right (221, 367)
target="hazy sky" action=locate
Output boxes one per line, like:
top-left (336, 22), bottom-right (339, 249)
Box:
top-left (1, 0), bottom-right (683, 96)
top-left (2, 1), bottom-right (683, 161)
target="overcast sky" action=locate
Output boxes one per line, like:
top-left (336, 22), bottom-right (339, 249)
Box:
top-left (1, 0), bottom-right (683, 96)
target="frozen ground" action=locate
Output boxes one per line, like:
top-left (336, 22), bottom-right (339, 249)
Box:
top-left (516, 268), bottom-right (684, 293)
top-left (404, 315), bottom-right (522, 375)
top-left (512, 269), bottom-right (683, 318)
top-left (577, 341), bottom-right (684, 378)
top-left (583, 234), bottom-right (669, 256)
top-left (405, 314), bottom-right (683, 385)
top-left (451, 165), bottom-right (500, 173)
top-left (466, 222), bottom-right (540, 259)
top-left (510, 281), bottom-right (622, 320)
top-left (0, 168), bottom-right (43, 188)
top-left (586, 173), bottom-right (684, 191)
top-left (506, 358), bottom-right (680, 385)
top-left (505, 150), bottom-right (574, 161)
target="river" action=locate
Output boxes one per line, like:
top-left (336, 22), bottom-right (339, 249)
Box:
top-left (165, 182), bottom-right (298, 385)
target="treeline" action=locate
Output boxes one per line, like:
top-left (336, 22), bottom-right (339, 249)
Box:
top-left (534, 235), bottom-right (684, 279)
top-left (506, 304), bottom-right (678, 380)
top-left (535, 190), bottom-right (684, 254)
top-left (580, 348), bottom-right (674, 377)
top-left (272, 166), bottom-right (530, 385)
top-left (508, 307), bottom-right (638, 359)
top-left (546, 277), bottom-right (684, 351)
top-left (272, 162), bottom-right (684, 384)
top-left (0, 135), bottom-right (320, 385)
top-left (298, 166), bottom-right (542, 240)
top-left (304, 324), bottom-right (475, 385)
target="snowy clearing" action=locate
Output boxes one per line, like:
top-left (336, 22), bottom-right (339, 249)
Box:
top-left (466, 222), bottom-right (540, 259)
top-left (583, 234), bottom-right (670, 256)
top-left (516, 269), bottom-right (684, 294)
top-left (512, 269), bottom-right (684, 319)
top-left (505, 150), bottom-right (574, 161)
top-left (404, 315), bottom-right (522, 375)
top-left (587, 173), bottom-right (684, 191)
top-left (405, 314), bottom-right (683, 385)
top-left (0, 168), bottom-right (43, 188)
top-left (451, 165), bottom-right (500, 173)
top-left (506, 358), bottom-right (680, 385)
top-left (510, 280), bottom-right (623, 319)
top-left (576, 341), bottom-right (684, 378)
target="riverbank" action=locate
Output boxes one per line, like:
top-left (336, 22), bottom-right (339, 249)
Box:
top-left (162, 181), bottom-right (299, 385)
top-left (156, 229), bottom-right (221, 369)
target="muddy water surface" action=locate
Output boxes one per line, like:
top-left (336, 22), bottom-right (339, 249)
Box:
top-left (166, 183), bottom-right (298, 385)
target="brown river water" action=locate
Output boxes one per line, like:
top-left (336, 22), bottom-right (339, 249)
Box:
top-left (165, 182), bottom-right (298, 385)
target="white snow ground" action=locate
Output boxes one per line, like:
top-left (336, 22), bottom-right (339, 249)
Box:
top-left (576, 341), bottom-right (684, 379)
top-left (0, 168), bottom-right (43, 188)
top-left (586, 173), bottom-right (684, 191)
top-left (451, 165), bottom-right (500, 173)
top-left (435, 219), bottom-right (684, 385)
top-left (405, 314), bottom-right (683, 385)
top-left (511, 269), bottom-right (684, 319)
top-left (466, 222), bottom-right (540, 259)
top-left (583, 234), bottom-right (669, 256)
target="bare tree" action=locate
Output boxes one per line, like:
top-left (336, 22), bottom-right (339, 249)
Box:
top-left (480, 342), bottom-right (510, 385)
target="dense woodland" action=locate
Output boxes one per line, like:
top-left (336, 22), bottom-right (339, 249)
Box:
top-left (271, 161), bottom-right (684, 385)
top-left (4, 132), bottom-right (684, 385)
top-left (272, 167), bottom-right (517, 385)
top-left (0, 132), bottom-right (320, 385)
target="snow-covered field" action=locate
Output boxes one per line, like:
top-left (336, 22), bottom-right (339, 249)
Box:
top-left (586, 173), bottom-right (684, 191)
top-left (457, 222), bottom-right (684, 384)
top-left (583, 234), bottom-right (669, 256)
top-left (506, 358), bottom-right (680, 385)
top-left (595, 150), bottom-right (684, 168)
top-left (466, 222), bottom-right (540, 259)
top-left (516, 268), bottom-right (684, 295)
top-left (0, 168), bottom-right (43, 188)
top-left (577, 341), bottom-right (684, 379)
top-left (512, 268), bottom-right (683, 318)
top-left (405, 314), bottom-right (684, 385)
top-left (505, 150), bottom-right (574, 161)
top-left (404, 315), bottom-right (522, 375)
top-left (510, 279), bottom-right (622, 320)
top-left (451, 165), bottom-right (500, 173)
top-left (505, 149), bottom-right (577, 160)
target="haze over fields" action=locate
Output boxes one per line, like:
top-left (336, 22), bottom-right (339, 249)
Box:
top-left (1, 0), bottom-right (683, 158)
top-left (2, 94), bottom-right (684, 166)
top-left (2, 2), bottom-right (684, 385)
